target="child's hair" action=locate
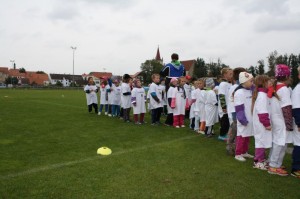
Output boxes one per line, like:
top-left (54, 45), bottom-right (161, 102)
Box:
top-left (151, 74), bottom-right (160, 80)
top-left (251, 75), bottom-right (270, 113)
top-left (233, 67), bottom-right (246, 81)
top-left (221, 68), bottom-right (232, 76)
top-left (271, 76), bottom-right (290, 101)
top-left (102, 79), bottom-right (108, 85)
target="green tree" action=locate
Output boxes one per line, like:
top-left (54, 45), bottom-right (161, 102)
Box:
top-left (5, 76), bottom-right (18, 85)
top-left (36, 71), bottom-right (45, 74)
top-left (193, 58), bottom-right (207, 78)
top-left (140, 59), bottom-right (164, 84)
top-left (19, 68), bottom-right (26, 73)
top-left (247, 66), bottom-right (257, 77)
top-left (56, 81), bottom-right (63, 87)
top-left (289, 53), bottom-right (299, 87)
top-left (267, 50), bottom-right (277, 77)
top-left (257, 60), bottom-right (265, 75)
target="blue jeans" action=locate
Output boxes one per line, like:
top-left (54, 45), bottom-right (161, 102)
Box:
top-left (112, 105), bottom-right (120, 116)
top-left (99, 104), bottom-right (108, 113)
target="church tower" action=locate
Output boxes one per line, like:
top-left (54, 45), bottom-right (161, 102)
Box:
top-left (155, 46), bottom-right (163, 64)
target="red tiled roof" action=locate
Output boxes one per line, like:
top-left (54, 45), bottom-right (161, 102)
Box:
top-left (181, 60), bottom-right (196, 72)
top-left (89, 72), bottom-right (113, 79)
top-left (26, 72), bottom-right (49, 85)
top-left (0, 67), bottom-right (9, 74)
top-left (8, 69), bottom-right (26, 78)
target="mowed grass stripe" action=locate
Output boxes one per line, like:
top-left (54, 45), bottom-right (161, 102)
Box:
top-left (0, 135), bottom-right (197, 180)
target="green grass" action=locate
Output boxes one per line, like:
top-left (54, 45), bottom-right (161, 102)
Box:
top-left (0, 89), bottom-right (299, 199)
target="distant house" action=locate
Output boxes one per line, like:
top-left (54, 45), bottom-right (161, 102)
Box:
top-left (0, 67), bottom-right (9, 83)
top-left (26, 72), bottom-right (50, 86)
top-left (130, 71), bottom-right (143, 81)
top-left (8, 69), bottom-right (27, 84)
top-left (181, 60), bottom-right (196, 77)
top-left (84, 72), bottom-right (113, 87)
top-left (49, 74), bottom-right (85, 87)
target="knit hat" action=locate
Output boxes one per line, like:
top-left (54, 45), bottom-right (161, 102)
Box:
top-left (170, 77), bottom-right (178, 83)
top-left (275, 64), bottom-right (291, 78)
top-left (239, 72), bottom-right (253, 84)
top-left (205, 78), bottom-right (215, 88)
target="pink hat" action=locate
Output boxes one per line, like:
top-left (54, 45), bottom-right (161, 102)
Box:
top-left (170, 77), bottom-right (178, 83)
top-left (275, 64), bottom-right (291, 78)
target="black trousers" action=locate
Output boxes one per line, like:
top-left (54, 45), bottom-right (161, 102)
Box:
top-left (88, 103), bottom-right (98, 113)
top-left (123, 108), bottom-right (131, 121)
top-left (165, 113), bottom-right (173, 126)
top-left (151, 107), bottom-right (163, 124)
top-left (219, 114), bottom-right (230, 136)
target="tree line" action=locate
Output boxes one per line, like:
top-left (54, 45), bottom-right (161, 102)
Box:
top-left (140, 50), bottom-right (300, 87)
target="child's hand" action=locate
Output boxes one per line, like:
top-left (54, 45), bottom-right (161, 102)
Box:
top-left (265, 126), bottom-right (272, 131)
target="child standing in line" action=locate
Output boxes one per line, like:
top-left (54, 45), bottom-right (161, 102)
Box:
top-left (184, 75), bottom-right (193, 120)
top-left (121, 74), bottom-right (133, 122)
top-left (190, 80), bottom-right (200, 132)
top-left (131, 79), bottom-right (146, 124)
top-left (149, 74), bottom-right (163, 125)
top-left (165, 78), bottom-right (178, 126)
top-left (111, 79), bottom-right (121, 117)
top-left (171, 76), bottom-right (187, 128)
top-left (268, 64), bottom-right (293, 176)
top-left (160, 79), bottom-right (168, 116)
top-left (252, 75), bottom-right (272, 170)
top-left (106, 78), bottom-right (113, 117)
top-left (84, 77), bottom-right (98, 114)
top-left (204, 78), bottom-right (218, 137)
top-left (291, 66), bottom-right (300, 178)
top-left (226, 67), bottom-right (246, 155)
top-left (218, 68), bottom-right (233, 140)
top-left (196, 79), bottom-right (206, 134)
top-left (234, 72), bottom-right (254, 162)
top-left (98, 78), bottom-right (108, 115)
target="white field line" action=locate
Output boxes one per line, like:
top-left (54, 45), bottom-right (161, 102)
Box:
top-left (0, 135), bottom-right (197, 180)
top-left (30, 100), bottom-right (85, 109)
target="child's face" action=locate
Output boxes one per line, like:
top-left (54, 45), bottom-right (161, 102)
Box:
top-left (114, 82), bottom-right (119, 86)
top-left (129, 78), bottom-right (133, 84)
top-left (136, 80), bottom-right (142, 87)
top-left (198, 82), bottom-right (204, 89)
top-left (171, 81), bottom-right (178, 86)
top-left (179, 78), bottom-right (187, 86)
top-left (152, 76), bottom-right (160, 83)
top-left (243, 78), bottom-right (253, 88)
top-left (225, 70), bottom-right (233, 81)
top-left (88, 78), bottom-right (94, 84)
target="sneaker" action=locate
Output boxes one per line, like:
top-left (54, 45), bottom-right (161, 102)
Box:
top-left (235, 155), bottom-right (246, 162)
top-left (108, 114), bottom-right (112, 117)
top-left (197, 130), bottom-right (205, 135)
top-left (151, 123), bottom-right (157, 126)
top-left (135, 122), bottom-right (141, 125)
top-left (218, 135), bottom-right (228, 141)
top-left (291, 170), bottom-right (300, 178)
top-left (98, 112), bottom-right (101, 115)
top-left (175, 126), bottom-right (180, 128)
top-left (242, 153), bottom-right (254, 159)
top-left (253, 162), bottom-right (268, 170)
top-left (105, 112), bottom-right (108, 115)
top-left (268, 167), bottom-right (288, 176)
top-left (181, 125), bottom-right (185, 128)
top-left (206, 134), bottom-right (213, 138)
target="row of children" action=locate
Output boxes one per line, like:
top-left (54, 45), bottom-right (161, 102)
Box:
top-left (84, 65), bottom-right (300, 178)
top-left (216, 65), bottom-right (300, 178)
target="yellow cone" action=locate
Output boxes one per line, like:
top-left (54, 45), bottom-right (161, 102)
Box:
top-left (97, 147), bottom-right (112, 155)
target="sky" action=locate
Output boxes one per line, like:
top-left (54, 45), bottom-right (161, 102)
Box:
top-left (1, 0), bottom-right (300, 76)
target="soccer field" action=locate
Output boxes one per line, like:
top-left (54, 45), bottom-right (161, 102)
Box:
top-left (0, 89), bottom-right (299, 199)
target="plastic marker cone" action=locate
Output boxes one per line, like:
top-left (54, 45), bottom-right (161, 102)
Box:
top-left (97, 147), bottom-right (112, 155)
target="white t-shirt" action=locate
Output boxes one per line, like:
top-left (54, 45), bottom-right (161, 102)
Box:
top-left (253, 91), bottom-right (272, 148)
top-left (84, 85), bottom-right (98, 105)
top-left (149, 82), bottom-right (163, 109)
top-left (131, 87), bottom-right (146, 114)
top-left (121, 83), bottom-right (131, 109)
top-left (99, 86), bottom-right (107, 105)
top-left (234, 88), bottom-right (253, 137)
top-left (111, 84), bottom-right (121, 105)
top-left (218, 81), bottom-right (232, 117)
top-left (171, 87), bottom-right (186, 116)
top-left (270, 83), bottom-right (293, 145)
top-left (292, 83), bottom-right (300, 146)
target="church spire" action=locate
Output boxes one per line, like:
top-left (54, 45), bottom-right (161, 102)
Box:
top-left (155, 46), bottom-right (161, 61)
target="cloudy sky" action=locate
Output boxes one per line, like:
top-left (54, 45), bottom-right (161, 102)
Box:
top-left (1, 0), bottom-right (300, 76)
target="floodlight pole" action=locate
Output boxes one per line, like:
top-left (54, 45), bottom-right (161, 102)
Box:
top-left (71, 46), bottom-right (77, 86)
top-left (10, 60), bottom-right (15, 85)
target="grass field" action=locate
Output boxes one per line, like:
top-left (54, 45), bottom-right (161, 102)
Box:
top-left (0, 89), bottom-right (299, 199)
